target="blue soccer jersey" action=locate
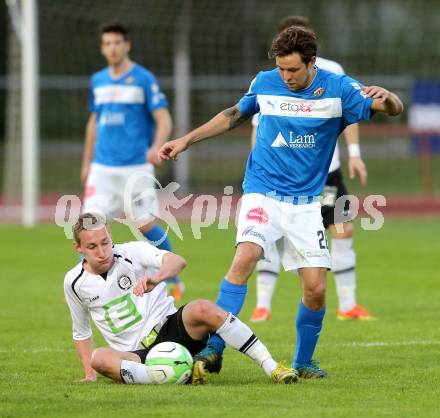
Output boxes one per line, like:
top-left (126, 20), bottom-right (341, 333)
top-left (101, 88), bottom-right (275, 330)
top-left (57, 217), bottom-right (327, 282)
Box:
top-left (89, 63), bottom-right (168, 166)
top-left (239, 67), bottom-right (374, 200)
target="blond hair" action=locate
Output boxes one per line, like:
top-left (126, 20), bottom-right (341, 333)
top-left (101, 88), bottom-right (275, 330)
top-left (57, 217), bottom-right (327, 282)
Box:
top-left (73, 213), bottom-right (107, 243)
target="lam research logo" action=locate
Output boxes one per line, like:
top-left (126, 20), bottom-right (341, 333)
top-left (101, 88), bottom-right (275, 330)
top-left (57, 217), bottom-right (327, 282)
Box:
top-left (271, 131), bottom-right (317, 149)
top-left (100, 112), bottom-right (125, 125)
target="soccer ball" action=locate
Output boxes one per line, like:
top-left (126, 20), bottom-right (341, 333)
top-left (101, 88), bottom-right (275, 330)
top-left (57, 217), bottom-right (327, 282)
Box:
top-left (145, 341), bottom-right (193, 384)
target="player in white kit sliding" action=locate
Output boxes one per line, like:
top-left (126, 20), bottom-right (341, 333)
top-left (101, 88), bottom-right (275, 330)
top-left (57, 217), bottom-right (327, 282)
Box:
top-left (64, 213), bottom-right (298, 385)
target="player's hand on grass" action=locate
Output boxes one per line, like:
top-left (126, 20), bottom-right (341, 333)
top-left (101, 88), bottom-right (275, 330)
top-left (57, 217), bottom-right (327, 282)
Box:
top-left (133, 275), bottom-right (161, 296)
top-left (348, 156), bottom-right (368, 186)
top-left (362, 86), bottom-right (390, 102)
top-left (158, 138), bottom-right (190, 161)
top-left (75, 373), bottom-right (96, 384)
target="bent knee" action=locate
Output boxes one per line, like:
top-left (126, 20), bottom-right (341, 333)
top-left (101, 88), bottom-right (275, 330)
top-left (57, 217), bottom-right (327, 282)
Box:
top-left (188, 299), bottom-right (226, 324)
top-left (236, 242), bottom-right (262, 262)
top-left (91, 348), bottom-right (111, 372)
top-left (191, 299), bottom-right (217, 318)
top-left (229, 243), bottom-right (263, 279)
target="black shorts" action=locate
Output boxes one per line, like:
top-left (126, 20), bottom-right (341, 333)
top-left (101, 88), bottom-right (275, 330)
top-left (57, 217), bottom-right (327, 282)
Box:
top-left (321, 168), bottom-right (352, 229)
top-left (130, 306), bottom-right (208, 363)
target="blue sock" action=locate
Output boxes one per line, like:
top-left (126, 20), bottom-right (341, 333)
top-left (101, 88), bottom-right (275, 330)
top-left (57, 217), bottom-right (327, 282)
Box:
top-left (144, 225), bottom-right (181, 284)
top-left (208, 278), bottom-right (248, 354)
top-left (293, 301), bottom-right (326, 368)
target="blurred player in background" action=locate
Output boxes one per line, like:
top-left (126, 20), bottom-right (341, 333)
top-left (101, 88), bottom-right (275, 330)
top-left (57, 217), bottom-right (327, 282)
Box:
top-left (159, 26), bottom-right (403, 378)
top-left (64, 213), bottom-right (298, 385)
top-left (250, 15), bottom-right (373, 323)
top-left (81, 22), bottom-right (184, 300)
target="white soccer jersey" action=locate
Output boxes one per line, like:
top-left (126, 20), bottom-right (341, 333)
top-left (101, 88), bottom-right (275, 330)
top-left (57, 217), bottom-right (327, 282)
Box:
top-left (251, 56), bottom-right (346, 174)
top-left (64, 242), bottom-right (177, 351)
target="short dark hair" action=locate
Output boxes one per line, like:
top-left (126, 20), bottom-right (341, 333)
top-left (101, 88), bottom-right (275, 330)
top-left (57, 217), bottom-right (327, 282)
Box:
top-left (268, 26), bottom-right (318, 64)
top-left (73, 213), bottom-right (107, 243)
top-left (100, 22), bottom-right (129, 40)
top-left (278, 15), bottom-right (311, 33)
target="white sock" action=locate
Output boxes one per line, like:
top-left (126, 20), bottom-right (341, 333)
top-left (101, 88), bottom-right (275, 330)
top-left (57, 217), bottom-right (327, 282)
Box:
top-left (120, 360), bottom-right (154, 384)
top-left (256, 271), bottom-right (278, 310)
top-left (256, 242), bottom-right (281, 310)
top-left (331, 237), bottom-right (357, 311)
top-left (216, 313), bottom-right (278, 377)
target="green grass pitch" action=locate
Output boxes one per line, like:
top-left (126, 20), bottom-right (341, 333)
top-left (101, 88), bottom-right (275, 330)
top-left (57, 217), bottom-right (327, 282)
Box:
top-left (1, 218), bottom-right (439, 417)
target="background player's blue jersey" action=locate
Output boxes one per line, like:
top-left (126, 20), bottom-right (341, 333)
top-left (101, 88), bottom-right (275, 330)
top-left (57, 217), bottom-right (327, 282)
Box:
top-left (89, 63), bottom-right (168, 166)
top-left (239, 67), bottom-right (373, 201)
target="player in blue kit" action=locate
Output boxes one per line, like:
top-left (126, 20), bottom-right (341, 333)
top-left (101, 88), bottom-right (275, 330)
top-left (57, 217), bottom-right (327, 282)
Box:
top-left (159, 26), bottom-right (403, 378)
top-left (81, 22), bottom-right (184, 300)
top-left (251, 15), bottom-right (373, 323)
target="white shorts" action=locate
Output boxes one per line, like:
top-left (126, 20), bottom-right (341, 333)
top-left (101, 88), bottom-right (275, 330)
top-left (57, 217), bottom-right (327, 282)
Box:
top-left (83, 163), bottom-right (159, 224)
top-left (236, 193), bottom-right (331, 271)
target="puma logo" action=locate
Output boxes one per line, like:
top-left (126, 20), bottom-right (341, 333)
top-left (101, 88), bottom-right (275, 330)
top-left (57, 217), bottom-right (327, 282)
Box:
top-left (267, 100), bottom-right (277, 110)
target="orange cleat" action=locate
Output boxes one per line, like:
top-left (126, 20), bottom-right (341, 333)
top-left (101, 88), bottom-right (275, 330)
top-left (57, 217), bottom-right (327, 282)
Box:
top-left (250, 307), bottom-right (272, 322)
top-left (337, 305), bottom-right (375, 320)
top-left (167, 282), bottom-right (185, 302)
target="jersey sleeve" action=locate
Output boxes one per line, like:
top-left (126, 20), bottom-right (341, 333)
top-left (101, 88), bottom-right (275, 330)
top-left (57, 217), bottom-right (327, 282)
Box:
top-left (144, 72), bottom-right (168, 113)
top-left (125, 241), bottom-right (168, 269)
top-left (341, 76), bottom-right (374, 125)
top-left (64, 273), bottom-right (93, 341)
top-left (238, 77), bottom-right (260, 117)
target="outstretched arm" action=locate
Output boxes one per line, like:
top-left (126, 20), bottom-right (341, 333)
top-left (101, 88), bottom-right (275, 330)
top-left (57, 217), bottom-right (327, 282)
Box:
top-left (363, 86), bottom-right (404, 116)
top-left (158, 104), bottom-right (250, 161)
top-left (133, 253), bottom-right (187, 295)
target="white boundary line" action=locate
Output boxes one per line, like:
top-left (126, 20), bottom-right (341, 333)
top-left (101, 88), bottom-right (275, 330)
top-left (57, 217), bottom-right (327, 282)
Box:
top-left (338, 340), bottom-right (440, 347)
top-left (1, 340), bottom-right (439, 354)
top-left (0, 347), bottom-right (74, 353)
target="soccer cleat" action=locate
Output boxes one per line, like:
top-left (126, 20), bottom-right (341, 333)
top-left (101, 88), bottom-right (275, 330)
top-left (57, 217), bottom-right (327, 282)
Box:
top-left (337, 305), bottom-right (375, 321)
top-left (271, 362), bottom-right (299, 384)
top-left (250, 307), bottom-right (272, 322)
top-left (296, 360), bottom-right (327, 379)
top-left (166, 281), bottom-right (185, 302)
top-left (190, 360), bottom-right (207, 385)
top-left (193, 346), bottom-right (223, 374)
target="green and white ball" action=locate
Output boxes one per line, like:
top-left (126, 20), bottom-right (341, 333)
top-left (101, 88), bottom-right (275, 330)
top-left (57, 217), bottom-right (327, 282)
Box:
top-left (145, 342), bottom-right (193, 384)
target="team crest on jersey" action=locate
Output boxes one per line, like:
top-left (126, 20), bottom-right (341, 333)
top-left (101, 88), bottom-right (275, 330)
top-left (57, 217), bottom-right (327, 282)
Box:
top-left (125, 76), bottom-right (135, 84)
top-left (118, 275), bottom-right (133, 290)
top-left (313, 87), bottom-right (324, 97)
top-left (246, 208), bottom-right (269, 224)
